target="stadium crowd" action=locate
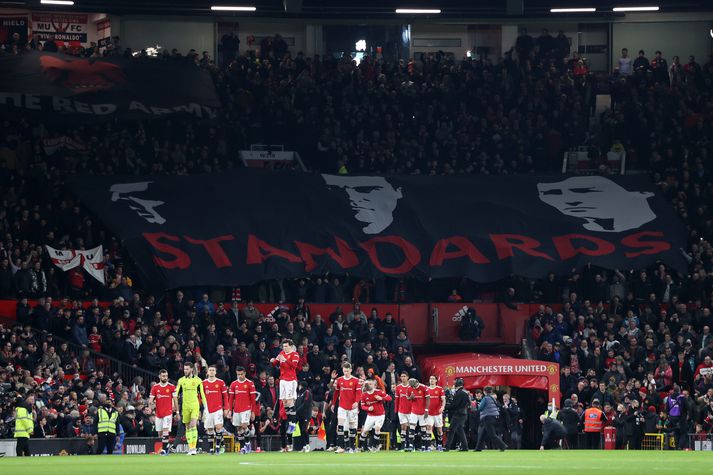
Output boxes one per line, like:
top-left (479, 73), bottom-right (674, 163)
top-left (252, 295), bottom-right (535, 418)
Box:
top-left (0, 29), bottom-right (713, 453)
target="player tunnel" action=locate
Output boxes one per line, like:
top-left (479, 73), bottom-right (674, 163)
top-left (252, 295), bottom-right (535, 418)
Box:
top-left (420, 354), bottom-right (560, 448)
top-left (420, 354), bottom-right (560, 404)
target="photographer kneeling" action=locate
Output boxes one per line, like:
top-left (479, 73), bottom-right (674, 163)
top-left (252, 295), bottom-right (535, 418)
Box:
top-left (539, 415), bottom-right (567, 450)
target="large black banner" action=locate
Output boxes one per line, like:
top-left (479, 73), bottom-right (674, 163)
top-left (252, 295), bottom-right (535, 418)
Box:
top-left (0, 14), bottom-right (28, 48)
top-left (0, 51), bottom-right (219, 119)
top-left (70, 170), bottom-right (688, 290)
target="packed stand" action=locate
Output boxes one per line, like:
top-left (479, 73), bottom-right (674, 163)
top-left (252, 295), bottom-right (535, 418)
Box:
top-left (0, 292), bottom-right (424, 451)
top-left (0, 28), bottom-right (712, 453)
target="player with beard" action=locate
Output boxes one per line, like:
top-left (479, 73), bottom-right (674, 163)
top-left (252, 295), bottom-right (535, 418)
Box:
top-left (174, 363), bottom-right (206, 455)
top-left (148, 369), bottom-right (176, 455)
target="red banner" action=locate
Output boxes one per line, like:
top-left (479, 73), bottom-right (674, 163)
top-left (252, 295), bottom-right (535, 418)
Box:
top-left (421, 353), bottom-right (560, 405)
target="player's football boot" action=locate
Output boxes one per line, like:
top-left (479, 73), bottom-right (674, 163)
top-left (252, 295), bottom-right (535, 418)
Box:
top-left (334, 447), bottom-right (346, 453)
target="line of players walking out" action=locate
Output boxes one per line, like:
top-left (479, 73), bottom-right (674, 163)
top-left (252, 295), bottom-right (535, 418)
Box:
top-left (150, 339), bottom-right (457, 455)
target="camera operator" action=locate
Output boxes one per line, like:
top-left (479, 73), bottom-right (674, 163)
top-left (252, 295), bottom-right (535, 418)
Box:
top-left (625, 399), bottom-right (644, 449)
top-left (444, 378), bottom-right (469, 451)
top-left (539, 414), bottom-right (567, 450)
top-left (458, 307), bottom-right (484, 342)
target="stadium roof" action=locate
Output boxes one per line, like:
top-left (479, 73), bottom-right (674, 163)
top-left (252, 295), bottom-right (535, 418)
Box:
top-left (9, 0), bottom-right (713, 18)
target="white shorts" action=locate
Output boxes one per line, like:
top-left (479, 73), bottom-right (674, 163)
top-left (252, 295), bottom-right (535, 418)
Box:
top-left (155, 415), bottom-right (172, 433)
top-left (426, 414), bottom-right (443, 428)
top-left (337, 407), bottom-right (358, 426)
top-left (279, 380), bottom-right (297, 400)
top-left (398, 413), bottom-right (415, 425)
top-left (363, 415), bottom-right (385, 433)
top-left (232, 410), bottom-right (252, 426)
top-left (410, 413), bottom-right (427, 426)
top-left (203, 409), bottom-right (224, 429)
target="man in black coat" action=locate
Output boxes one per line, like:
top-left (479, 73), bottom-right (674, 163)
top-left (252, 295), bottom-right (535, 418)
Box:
top-left (557, 399), bottom-right (580, 448)
top-left (540, 415), bottom-right (567, 450)
top-left (293, 381), bottom-right (313, 452)
top-left (445, 378), bottom-right (470, 451)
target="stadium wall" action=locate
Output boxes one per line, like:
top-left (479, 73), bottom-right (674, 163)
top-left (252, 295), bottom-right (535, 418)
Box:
top-left (0, 299), bottom-right (540, 347)
top-left (612, 20), bottom-right (713, 69)
top-left (112, 16), bottom-right (215, 56)
top-left (237, 21), bottom-right (308, 57)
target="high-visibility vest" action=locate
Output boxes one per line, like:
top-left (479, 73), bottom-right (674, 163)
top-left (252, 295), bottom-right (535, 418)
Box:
top-left (14, 406), bottom-right (33, 438)
top-left (98, 407), bottom-right (118, 434)
top-left (583, 407), bottom-right (603, 432)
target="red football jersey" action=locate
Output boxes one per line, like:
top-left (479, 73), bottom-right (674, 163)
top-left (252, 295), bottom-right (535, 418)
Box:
top-left (426, 385), bottom-right (445, 415)
top-left (202, 378), bottom-right (228, 413)
top-left (150, 383), bottom-right (175, 418)
top-left (332, 376), bottom-right (361, 410)
top-left (229, 378), bottom-right (257, 413)
top-left (395, 383), bottom-right (412, 414)
top-left (272, 350), bottom-right (300, 382)
top-left (408, 384), bottom-right (428, 415)
top-left (360, 389), bottom-right (392, 416)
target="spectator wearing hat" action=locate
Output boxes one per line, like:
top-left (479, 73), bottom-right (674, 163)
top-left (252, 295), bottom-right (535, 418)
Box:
top-left (96, 397), bottom-right (119, 455)
top-left (644, 405), bottom-right (659, 433)
top-left (119, 405), bottom-right (140, 437)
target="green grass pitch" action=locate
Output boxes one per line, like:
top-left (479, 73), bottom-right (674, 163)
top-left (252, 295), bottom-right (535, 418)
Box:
top-left (1, 450), bottom-right (711, 474)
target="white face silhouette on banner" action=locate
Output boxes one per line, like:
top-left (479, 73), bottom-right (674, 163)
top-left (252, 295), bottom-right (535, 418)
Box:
top-left (537, 176), bottom-right (655, 232)
top-left (322, 174), bottom-right (403, 234)
top-left (110, 182), bottom-right (166, 224)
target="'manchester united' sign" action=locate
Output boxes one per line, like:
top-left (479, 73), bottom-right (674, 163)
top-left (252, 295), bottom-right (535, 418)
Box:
top-left (422, 354), bottom-right (561, 404)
